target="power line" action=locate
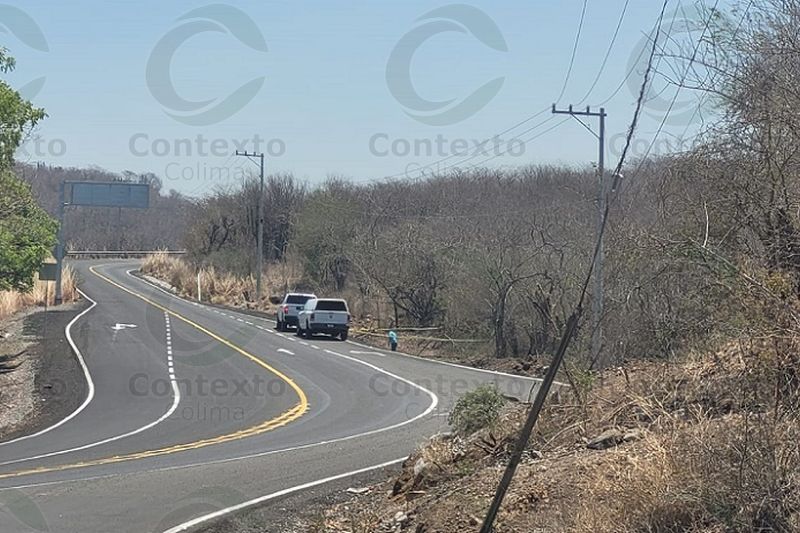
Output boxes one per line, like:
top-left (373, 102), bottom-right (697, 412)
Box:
top-left (625, 0), bottom-right (721, 179)
top-left (382, 0), bottom-right (594, 182)
top-left (612, 0), bottom-right (670, 179)
top-left (377, 106), bottom-right (552, 181)
top-left (595, 1), bottom-right (681, 107)
top-left (576, 0), bottom-right (631, 104)
top-left (479, 3), bottom-right (671, 531)
top-left (670, 0), bottom-right (754, 148)
top-left (465, 119), bottom-right (569, 170)
top-left (556, 0), bottom-right (589, 102)
top-left (423, 115), bottom-right (563, 174)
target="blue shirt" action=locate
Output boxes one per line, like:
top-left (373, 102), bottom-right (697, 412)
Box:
top-left (388, 331), bottom-right (398, 343)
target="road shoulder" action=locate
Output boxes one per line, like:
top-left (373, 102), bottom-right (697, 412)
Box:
top-left (0, 301), bottom-right (89, 443)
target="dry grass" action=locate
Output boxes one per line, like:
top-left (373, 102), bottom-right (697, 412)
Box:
top-left (141, 252), bottom-right (303, 311)
top-left (317, 340), bottom-right (800, 533)
top-left (0, 264), bottom-right (78, 321)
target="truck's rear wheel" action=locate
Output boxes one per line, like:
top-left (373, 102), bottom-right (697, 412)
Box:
top-left (339, 331), bottom-right (348, 341)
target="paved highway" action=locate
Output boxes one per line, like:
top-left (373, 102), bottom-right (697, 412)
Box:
top-left (0, 260), bottom-right (540, 533)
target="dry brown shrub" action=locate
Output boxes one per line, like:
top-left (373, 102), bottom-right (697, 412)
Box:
top-left (0, 264), bottom-right (78, 320)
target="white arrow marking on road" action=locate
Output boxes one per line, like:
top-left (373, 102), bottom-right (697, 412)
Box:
top-left (110, 323), bottom-right (138, 331)
top-left (350, 350), bottom-right (385, 357)
top-left (277, 349), bottom-right (294, 356)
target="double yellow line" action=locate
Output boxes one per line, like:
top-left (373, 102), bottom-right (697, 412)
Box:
top-left (0, 265), bottom-right (309, 480)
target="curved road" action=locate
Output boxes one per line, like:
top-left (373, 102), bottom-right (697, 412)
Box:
top-left (0, 260), bottom-right (540, 533)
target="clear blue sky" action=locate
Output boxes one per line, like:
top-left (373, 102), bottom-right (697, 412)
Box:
top-left (4, 1), bottom-right (727, 196)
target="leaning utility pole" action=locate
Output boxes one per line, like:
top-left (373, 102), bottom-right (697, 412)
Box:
top-left (234, 150), bottom-right (265, 303)
top-left (551, 104), bottom-right (606, 368)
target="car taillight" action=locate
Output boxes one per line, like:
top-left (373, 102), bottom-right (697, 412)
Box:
top-left (310, 313), bottom-right (315, 320)
top-left (283, 305), bottom-right (289, 313)
top-left (347, 314), bottom-right (351, 323)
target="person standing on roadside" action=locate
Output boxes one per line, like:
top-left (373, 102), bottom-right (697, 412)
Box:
top-left (388, 329), bottom-right (398, 352)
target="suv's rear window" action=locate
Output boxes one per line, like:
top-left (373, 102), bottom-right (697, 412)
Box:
top-left (287, 295), bottom-right (312, 304)
top-left (316, 300), bottom-right (347, 311)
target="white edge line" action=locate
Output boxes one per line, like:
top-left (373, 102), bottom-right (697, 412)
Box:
top-left (0, 288), bottom-right (97, 448)
top-left (1, 319), bottom-right (440, 504)
top-left (0, 307), bottom-right (182, 466)
top-left (162, 457), bottom-right (406, 533)
top-left (130, 268), bottom-right (554, 388)
top-left (346, 338), bottom-right (565, 388)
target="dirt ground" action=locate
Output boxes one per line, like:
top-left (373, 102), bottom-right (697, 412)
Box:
top-left (0, 301), bottom-right (89, 442)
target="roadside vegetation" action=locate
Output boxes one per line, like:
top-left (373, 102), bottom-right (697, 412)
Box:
top-left (5, 0), bottom-right (799, 529)
top-left (165, 1), bottom-right (800, 531)
top-left (0, 49), bottom-right (80, 320)
top-left (0, 265), bottom-right (76, 320)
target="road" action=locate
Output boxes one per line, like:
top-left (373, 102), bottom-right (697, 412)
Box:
top-left (0, 260), bottom-right (540, 533)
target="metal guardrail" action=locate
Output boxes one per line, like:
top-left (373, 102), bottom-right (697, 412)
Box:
top-left (67, 250), bottom-right (187, 257)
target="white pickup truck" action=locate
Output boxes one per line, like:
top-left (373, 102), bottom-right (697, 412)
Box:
top-left (296, 298), bottom-right (351, 340)
top-left (276, 292), bottom-right (316, 331)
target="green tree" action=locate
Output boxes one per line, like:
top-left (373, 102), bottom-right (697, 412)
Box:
top-left (0, 48), bottom-right (54, 291)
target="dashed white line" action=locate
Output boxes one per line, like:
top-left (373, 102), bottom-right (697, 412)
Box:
top-left (277, 349), bottom-right (294, 356)
top-left (0, 310), bottom-right (182, 467)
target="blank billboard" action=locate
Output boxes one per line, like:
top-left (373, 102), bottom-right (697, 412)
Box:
top-left (69, 181), bottom-right (150, 209)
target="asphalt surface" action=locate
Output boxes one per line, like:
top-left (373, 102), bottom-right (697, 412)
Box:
top-left (0, 260), bottom-right (540, 533)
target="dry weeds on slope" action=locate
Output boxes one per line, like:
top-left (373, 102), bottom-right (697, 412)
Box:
top-left (314, 339), bottom-right (800, 532)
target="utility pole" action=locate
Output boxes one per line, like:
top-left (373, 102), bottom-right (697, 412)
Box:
top-left (551, 104), bottom-right (606, 368)
top-left (234, 150), bottom-right (265, 303)
top-left (54, 181), bottom-right (67, 305)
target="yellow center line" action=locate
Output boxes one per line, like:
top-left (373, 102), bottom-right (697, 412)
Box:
top-left (0, 265), bottom-right (309, 481)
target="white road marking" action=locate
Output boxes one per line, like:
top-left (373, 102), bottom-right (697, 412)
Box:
top-left (2, 281), bottom-right (440, 493)
top-left (0, 289), bottom-right (97, 448)
top-left (162, 457), bottom-right (406, 533)
top-left (350, 350), bottom-right (385, 357)
top-left (110, 323), bottom-right (138, 331)
top-left (4, 269), bottom-right (545, 497)
top-left (299, 341), bottom-right (309, 346)
top-left (345, 338), bottom-right (558, 387)
top-left (277, 349), bottom-right (294, 356)
top-left (0, 309), bottom-right (182, 467)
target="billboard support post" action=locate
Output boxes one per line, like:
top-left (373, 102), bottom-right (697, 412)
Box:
top-left (54, 180), bottom-right (150, 305)
top-left (54, 181), bottom-right (66, 305)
